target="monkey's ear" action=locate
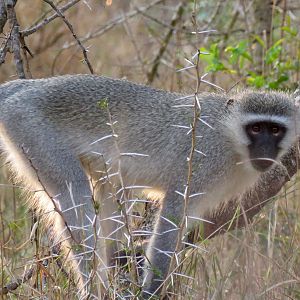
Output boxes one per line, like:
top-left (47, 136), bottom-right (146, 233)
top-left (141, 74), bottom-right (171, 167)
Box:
top-left (225, 98), bottom-right (235, 109)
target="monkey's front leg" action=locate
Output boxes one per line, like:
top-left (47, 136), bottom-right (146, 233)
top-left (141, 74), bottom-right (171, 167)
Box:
top-left (143, 191), bottom-right (184, 297)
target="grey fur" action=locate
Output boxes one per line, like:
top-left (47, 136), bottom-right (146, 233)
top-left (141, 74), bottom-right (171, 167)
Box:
top-left (0, 74), bottom-right (298, 297)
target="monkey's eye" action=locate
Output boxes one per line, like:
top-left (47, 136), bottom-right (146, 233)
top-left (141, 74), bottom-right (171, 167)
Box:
top-left (271, 125), bottom-right (280, 135)
top-left (251, 124), bottom-right (261, 134)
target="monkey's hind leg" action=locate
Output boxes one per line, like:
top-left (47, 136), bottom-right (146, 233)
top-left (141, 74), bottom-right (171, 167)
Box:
top-left (0, 126), bottom-right (98, 297)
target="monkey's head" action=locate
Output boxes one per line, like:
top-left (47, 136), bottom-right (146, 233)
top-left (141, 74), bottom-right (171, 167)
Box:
top-left (226, 91), bottom-right (300, 172)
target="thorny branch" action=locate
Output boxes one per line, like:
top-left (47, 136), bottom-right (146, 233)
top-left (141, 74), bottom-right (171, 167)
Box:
top-left (147, 1), bottom-right (185, 84)
top-left (106, 107), bottom-right (140, 291)
top-left (21, 0), bottom-right (80, 36)
top-left (43, 0), bottom-right (93, 74)
top-left (60, 0), bottom-right (165, 50)
top-left (0, 247), bottom-right (72, 296)
top-left (1, 0), bottom-right (167, 74)
top-left (5, 0), bottom-right (25, 78)
top-left (159, 48), bottom-right (203, 297)
top-left (0, 264), bottom-right (36, 295)
top-left (0, 0), bottom-right (86, 73)
top-left (0, 0), bottom-right (7, 34)
top-left (0, 27), bottom-right (10, 64)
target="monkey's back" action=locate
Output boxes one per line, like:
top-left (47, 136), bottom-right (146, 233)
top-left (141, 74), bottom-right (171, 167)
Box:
top-left (0, 75), bottom-right (241, 193)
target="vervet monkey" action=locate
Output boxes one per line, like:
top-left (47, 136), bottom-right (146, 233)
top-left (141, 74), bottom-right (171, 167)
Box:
top-left (0, 75), bottom-right (299, 298)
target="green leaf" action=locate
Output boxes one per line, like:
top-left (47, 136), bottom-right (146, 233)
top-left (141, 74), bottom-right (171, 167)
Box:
top-left (199, 47), bottom-right (213, 64)
top-left (268, 74), bottom-right (289, 89)
top-left (225, 40), bottom-right (253, 64)
top-left (247, 74), bottom-right (265, 88)
top-left (265, 40), bottom-right (283, 64)
top-left (200, 44), bottom-right (227, 72)
top-left (98, 98), bottom-right (109, 109)
top-left (252, 34), bottom-right (266, 48)
top-left (282, 26), bottom-right (298, 36)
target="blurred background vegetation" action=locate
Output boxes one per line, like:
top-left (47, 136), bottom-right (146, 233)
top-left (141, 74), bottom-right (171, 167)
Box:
top-left (1, 0), bottom-right (300, 299)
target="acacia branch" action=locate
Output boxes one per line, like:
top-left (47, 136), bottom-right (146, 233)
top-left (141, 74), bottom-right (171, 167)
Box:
top-left (43, 0), bottom-right (93, 74)
top-left (5, 0), bottom-right (25, 78)
top-left (0, 0), bottom-right (7, 33)
top-left (61, 0), bottom-right (165, 50)
top-left (0, 28), bottom-right (10, 64)
top-left (147, 1), bottom-right (185, 84)
top-left (0, 264), bottom-right (36, 295)
top-left (21, 0), bottom-right (80, 37)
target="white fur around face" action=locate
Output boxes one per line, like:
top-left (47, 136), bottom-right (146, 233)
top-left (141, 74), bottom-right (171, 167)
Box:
top-left (223, 112), bottom-right (298, 165)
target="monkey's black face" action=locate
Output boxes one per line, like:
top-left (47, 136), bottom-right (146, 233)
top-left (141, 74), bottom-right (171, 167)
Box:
top-left (245, 121), bottom-right (287, 172)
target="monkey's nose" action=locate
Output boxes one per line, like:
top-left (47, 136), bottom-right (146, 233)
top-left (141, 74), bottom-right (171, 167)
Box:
top-left (252, 158), bottom-right (274, 172)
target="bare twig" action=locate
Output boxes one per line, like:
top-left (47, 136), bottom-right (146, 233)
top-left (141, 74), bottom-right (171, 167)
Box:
top-left (0, 246), bottom-right (73, 296)
top-left (43, 0), bottom-right (93, 74)
top-left (0, 28), bottom-right (10, 65)
top-left (202, 0), bottom-right (224, 30)
top-left (6, 0), bottom-right (25, 78)
top-left (0, 264), bottom-right (36, 295)
top-left (21, 0), bottom-right (80, 37)
top-left (0, 0), bottom-right (16, 34)
top-left (122, 14), bottom-right (147, 79)
top-left (61, 0), bottom-right (165, 50)
top-left (147, 2), bottom-right (185, 84)
top-left (279, 0), bottom-right (287, 62)
top-left (0, 0), bottom-right (7, 34)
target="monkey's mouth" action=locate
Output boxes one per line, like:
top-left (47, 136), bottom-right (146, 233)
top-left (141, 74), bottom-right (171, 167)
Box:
top-left (251, 158), bottom-right (276, 172)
